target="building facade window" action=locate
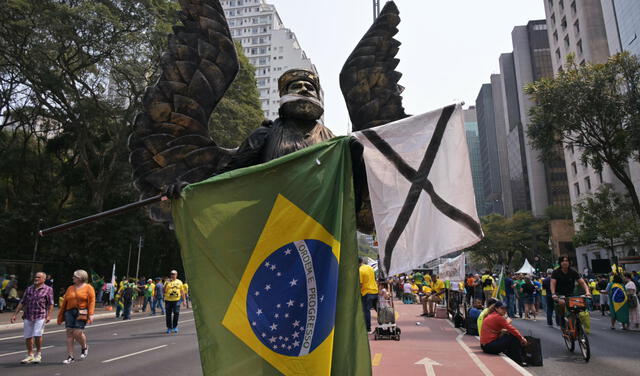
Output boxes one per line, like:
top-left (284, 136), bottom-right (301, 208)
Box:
top-left (571, 0), bottom-right (576, 15)
top-left (574, 20), bottom-right (580, 35)
top-left (585, 176), bottom-right (591, 191)
top-left (574, 182), bottom-right (580, 196)
top-left (561, 16), bottom-right (567, 31)
top-left (571, 161), bottom-right (577, 175)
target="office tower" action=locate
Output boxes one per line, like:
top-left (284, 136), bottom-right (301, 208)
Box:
top-left (476, 80), bottom-right (512, 216)
top-left (221, 0), bottom-right (320, 119)
top-left (463, 107), bottom-right (487, 218)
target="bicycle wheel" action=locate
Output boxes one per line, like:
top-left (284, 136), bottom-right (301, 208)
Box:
top-left (563, 317), bottom-right (575, 352)
top-left (576, 321), bottom-right (591, 362)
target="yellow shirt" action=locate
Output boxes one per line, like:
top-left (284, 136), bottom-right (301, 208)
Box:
top-left (432, 279), bottom-right (445, 293)
top-left (425, 275), bottom-right (432, 284)
top-left (481, 275), bottom-right (494, 291)
top-left (164, 279), bottom-right (185, 302)
top-left (458, 282), bottom-right (465, 291)
top-left (183, 283), bottom-right (189, 295)
top-left (359, 265), bottom-right (378, 296)
top-left (411, 284), bottom-right (419, 293)
top-left (422, 285), bottom-right (432, 294)
top-left (590, 281), bottom-right (599, 295)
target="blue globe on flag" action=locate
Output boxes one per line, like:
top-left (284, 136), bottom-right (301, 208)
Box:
top-left (246, 239), bottom-right (339, 356)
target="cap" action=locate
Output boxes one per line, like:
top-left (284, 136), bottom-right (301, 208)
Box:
top-left (278, 69), bottom-right (321, 97)
top-left (493, 301), bottom-right (505, 309)
top-left (147, 279), bottom-right (153, 282)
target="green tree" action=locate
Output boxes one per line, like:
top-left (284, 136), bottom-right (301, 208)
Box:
top-left (526, 52), bottom-right (640, 218)
top-left (209, 42), bottom-right (264, 148)
top-left (573, 184), bottom-right (640, 261)
top-left (467, 212), bottom-right (551, 271)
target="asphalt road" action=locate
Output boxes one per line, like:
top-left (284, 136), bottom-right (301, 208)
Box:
top-left (0, 310), bottom-right (201, 376)
top-left (511, 311), bottom-right (640, 376)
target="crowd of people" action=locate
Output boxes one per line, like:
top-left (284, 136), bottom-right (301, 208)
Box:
top-left (4, 268), bottom-right (190, 365)
top-left (360, 255), bottom-right (640, 367)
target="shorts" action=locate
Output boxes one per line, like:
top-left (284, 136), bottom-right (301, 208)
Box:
top-left (522, 294), bottom-right (534, 304)
top-left (23, 319), bottom-right (46, 338)
top-left (64, 309), bottom-right (87, 330)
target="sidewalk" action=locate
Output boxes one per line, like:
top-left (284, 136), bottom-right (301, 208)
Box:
top-left (0, 304), bottom-right (159, 331)
top-left (369, 300), bottom-right (532, 376)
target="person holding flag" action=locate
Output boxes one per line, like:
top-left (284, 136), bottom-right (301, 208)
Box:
top-left (607, 273), bottom-right (629, 330)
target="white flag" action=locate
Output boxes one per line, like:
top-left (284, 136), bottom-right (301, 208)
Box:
top-left (353, 103), bottom-right (482, 276)
top-left (111, 262), bottom-right (116, 286)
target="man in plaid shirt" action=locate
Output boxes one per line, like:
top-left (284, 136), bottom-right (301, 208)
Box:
top-left (10, 272), bottom-right (54, 364)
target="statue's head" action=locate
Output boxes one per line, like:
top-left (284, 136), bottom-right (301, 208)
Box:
top-left (277, 69), bottom-right (324, 121)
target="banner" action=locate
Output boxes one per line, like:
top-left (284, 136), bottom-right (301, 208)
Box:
top-left (354, 104), bottom-right (482, 276)
top-left (172, 137), bottom-right (371, 376)
top-left (438, 254), bottom-right (466, 283)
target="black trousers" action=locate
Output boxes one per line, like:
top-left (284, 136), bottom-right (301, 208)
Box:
top-left (481, 333), bottom-right (524, 365)
top-left (165, 300), bottom-right (180, 329)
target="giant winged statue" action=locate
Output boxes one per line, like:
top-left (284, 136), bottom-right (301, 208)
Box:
top-left (128, 0), bottom-right (407, 233)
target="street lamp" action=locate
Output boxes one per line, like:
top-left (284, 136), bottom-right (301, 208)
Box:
top-left (30, 218), bottom-right (44, 278)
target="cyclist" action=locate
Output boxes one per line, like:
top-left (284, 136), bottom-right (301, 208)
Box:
top-left (551, 256), bottom-right (591, 328)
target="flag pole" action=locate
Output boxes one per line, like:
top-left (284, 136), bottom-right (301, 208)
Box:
top-left (38, 194), bottom-right (167, 237)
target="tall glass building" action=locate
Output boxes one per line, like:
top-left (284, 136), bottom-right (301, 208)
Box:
top-left (463, 107), bottom-right (487, 218)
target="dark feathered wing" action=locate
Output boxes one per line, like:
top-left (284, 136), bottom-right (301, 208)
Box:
top-left (128, 0), bottom-right (238, 222)
top-left (339, 1), bottom-right (408, 132)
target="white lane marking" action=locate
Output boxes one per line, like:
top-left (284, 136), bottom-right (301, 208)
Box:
top-left (499, 354), bottom-right (534, 376)
top-left (0, 345), bottom-right (54, 357)
top-left (445, 320), bottom-right (494, 376)
top-left (448, 320), bottom-right (533, 376)
top-left (102, 344), bottom-right (167, 363)
top-left (0, 311), bottom-right (193, 342)
top-left (415, 357), bottom-right (442, 376)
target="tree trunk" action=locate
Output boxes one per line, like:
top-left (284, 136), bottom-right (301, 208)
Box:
top-left (608, 161), bottom-right (640, 219)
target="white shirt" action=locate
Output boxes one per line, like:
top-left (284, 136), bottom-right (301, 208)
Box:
top-left (403, 283), bottom-right (412, 294)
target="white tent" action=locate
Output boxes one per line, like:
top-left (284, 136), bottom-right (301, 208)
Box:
top-left (516, 259), bottom-right (535, 275)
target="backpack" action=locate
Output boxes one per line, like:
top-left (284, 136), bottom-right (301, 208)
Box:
top-left (482, 277), bottom-right (493, 287)
top-left (629, 294), bottom-right (638, 309)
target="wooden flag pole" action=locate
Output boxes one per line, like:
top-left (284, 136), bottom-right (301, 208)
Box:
top-left (38, 195), bottom-right (168, 237)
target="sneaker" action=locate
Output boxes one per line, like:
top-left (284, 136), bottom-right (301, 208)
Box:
top-left (166, 328), bottom-right (172, 334)
top-left (62, 356), bottom-right (75, 364)
top-left (172, 327), bottom-right (179, 333)
top-left (367, 329), bottom-right (375, 335)
top-left (20, 355), bottom-right (34, 364)
top-left (32, 354), bottom-right (41, 364)
top-left (80, 348), bottom-right (88, 360)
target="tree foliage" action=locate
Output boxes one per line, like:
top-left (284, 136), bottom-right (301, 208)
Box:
top-left (466, 212), bottom-right (551, 271)
top-left (573, 184), bottom-right (640, 258)
top-left (525, 52), bottom-right (640, 218)
top-left (0, 0), bottom-right (262, 284)
top-left (209, 42), bottom-right (264, 148)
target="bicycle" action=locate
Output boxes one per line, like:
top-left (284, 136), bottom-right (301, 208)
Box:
top-left (558, 295), bottom-right (591, 362)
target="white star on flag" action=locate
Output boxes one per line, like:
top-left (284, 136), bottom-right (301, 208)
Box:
top-left (284, 249), bottom-right (292, 255)
top-left (293, 340), bottom-right (300, 347)
top-left (269, 336), bottom-right (276, 343)
top-left (289, 279), bottom-right (297, 287)
top-left (270, 264), bottom-right (276, 271)
top-left (293, 320), bottom-right (300, 327)
top-left (270, 323), bottom-right (278, 331)
top-left (265, 284), bottom-right (271, 291)
top-left (256, 309), bottom-right (262, 315)
top-left (286, 299), bottom-right (294, 307)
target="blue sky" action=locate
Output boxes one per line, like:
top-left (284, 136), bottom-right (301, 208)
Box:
top-left (267, 0), bottom-right (546, 135)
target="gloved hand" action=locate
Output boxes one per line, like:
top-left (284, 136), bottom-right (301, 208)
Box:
top-left (163, 181), bottom-right (189, 200)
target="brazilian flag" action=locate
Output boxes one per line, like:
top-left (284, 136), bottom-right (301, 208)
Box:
top-left (609, 282), bottom-right (629, 324)
top-left (172, 137), bottom-right (371, 375)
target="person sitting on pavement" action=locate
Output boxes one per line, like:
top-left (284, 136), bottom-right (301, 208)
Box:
top-left (477, 298), bottom-right (498, 336)
top-left (424, 275), bottom-right (445, 317)
top-left (468, 299), bottom-right (484, 321)
top-left (420, 283), bottom-right (434, 316)
top-left (480, 301), bottom-right (528, 366)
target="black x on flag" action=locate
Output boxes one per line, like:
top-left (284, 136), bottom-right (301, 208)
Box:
top-left (354, 104), bottom-right (483, 275)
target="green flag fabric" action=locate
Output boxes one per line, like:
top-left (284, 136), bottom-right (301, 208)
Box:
top-left (172, 137), bottom-right (371, 376)
top-left (492, 266), bottom-right (506, 300)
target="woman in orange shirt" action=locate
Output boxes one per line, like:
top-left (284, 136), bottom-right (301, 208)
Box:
top-left (57, 270), bottom-right (95, 364)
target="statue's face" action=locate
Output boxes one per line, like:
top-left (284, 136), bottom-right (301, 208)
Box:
top-left (286, 80), bottom-right (319, 100)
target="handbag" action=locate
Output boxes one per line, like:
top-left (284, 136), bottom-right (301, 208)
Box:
top-left (77, 308), bottom-right (88, 322)
top-left (523, 336), bottom-right (543, 366)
